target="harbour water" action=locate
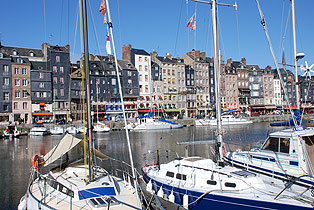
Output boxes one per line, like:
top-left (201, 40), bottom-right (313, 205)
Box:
top-left (0, 122), bottom-right (283, 209)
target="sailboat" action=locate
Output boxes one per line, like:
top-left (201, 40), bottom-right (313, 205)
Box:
top-left (142, 0), bottom-right (314, 209)
top-left (18, 0), bottom-right (142, 209)
top-left (224, 0), bottom-right (314, 190)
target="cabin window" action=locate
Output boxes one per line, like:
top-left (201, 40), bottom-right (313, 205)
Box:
top-left (225, 182), bottom-right (236, 188)
top-left (207, 180), bottom-right (217, 185)
top-left (262, 137), bottom-right (279, 152)
top-left (166, 171), bottom-right (174, 178)
top-left (279, 138), bottom-right (290, 153)
top-left (176, 173), bottom-right (187, 180)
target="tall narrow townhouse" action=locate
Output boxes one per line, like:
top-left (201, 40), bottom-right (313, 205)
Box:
top-left (263, 66), bottom-right (275, 113)
top-left (123, 44), bottom-right (152, 114)
top-left (247, 64), bottom-right (264, 115)
top-left (0, 51), bottom-right (12, 122)
top-left (182, 50), bottom-right (210, 117)
top-left (234, 58), bottom-right (250, 112)
top-left (11, 57), bottom-right (32, 124)
top-left (45, 44), bottom-right (71, 122)
top-left (224, 59), bottom-right (239, 109)
top-left (151, 52), bottom-right (182, 118)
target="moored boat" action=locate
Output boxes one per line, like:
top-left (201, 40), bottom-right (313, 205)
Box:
top-left (29, 123), bottom-right (49, 136)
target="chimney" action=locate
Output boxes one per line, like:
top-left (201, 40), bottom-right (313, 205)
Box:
top-left (65, 44), bottom-right (70, 52)
top-left (122, 44), bottom-right (131, 62)
top-left (227, 58), bottom-right (232, 68)
top-left (41, 42), bottom-right (48, 61)
top-left (90, 54), bottom-right (95, 61)
top-left (200, 52), bottom-right (206, 58)
top-left (165, 53), bottom-right (172, 59)
top-left (241, 58), bottom-right (246, 66)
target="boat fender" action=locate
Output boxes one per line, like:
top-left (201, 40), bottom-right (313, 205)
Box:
top-left (169, 190), bottom-right (175, 203)
top-left (18, 195), bottom-right (27, 210)
top-left (183, 194), bottom-right (189, 209)
top-left (157, 186), bottom-right (164, 197)
top-left (146, 180), bottom-right (153, 193)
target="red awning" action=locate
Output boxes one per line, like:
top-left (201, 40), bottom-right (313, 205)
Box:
top-left (39, 103), bottom-right (45, 106)
top-left (159, 96), bottom-right (162, 99)
top-left (138, 109), bottom-right (164, 113)
top-left (33, 112), bottom-right (53, 116)
top-left (283, 105), bottom-right (297, 109)
top-left (146, 96), bottom-right (150, 99)
top-left (140, 96), bottom-right (144, 99)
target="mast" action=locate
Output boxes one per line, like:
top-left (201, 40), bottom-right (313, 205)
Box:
top-left (188, 0), bottom-right (236, 163)
top-left (291, 0), bottom-right (300, 110)
top-left (104, 0), bottom-right (140, 205)
top-left (81, 0), bottom-right (94, 182)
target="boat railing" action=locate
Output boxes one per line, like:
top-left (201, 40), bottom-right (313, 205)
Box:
top-left (143, 149), bottom-right (180, 167)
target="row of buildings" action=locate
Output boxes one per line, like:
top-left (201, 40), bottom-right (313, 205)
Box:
top-left (0, 42), bottom-right (313, 124)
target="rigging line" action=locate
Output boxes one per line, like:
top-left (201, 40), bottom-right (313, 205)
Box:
top-left (59, 0), bottom-right (64, 45)
top-left (71, 3), bottom-right (79, 62)
top-left (193, 4), bottom-right (197, 52)
top-left (216, 4), bottom-right (226, 60)
top-left (174, 0), bottom-right (184, 57)
top-left (43, 0), bottom-right (47, 44)
top-left (205, 6), bottom-right (211, 54)
top-left (279, 0), bottom-right (286, 55)
top-left (116, 0), bottom-right (123, 52)
top-left (280, 4), bottom-right (291, 62)
top-left (235, 0), bottom-right (241, 59)
top-left (187, 1), bottom-right (189, 51)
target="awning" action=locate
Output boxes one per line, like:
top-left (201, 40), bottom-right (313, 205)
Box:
top-left (146, 96), bottom-right (150, 99)
top-left (39, 103), bottom-right (45, 106)
top-left (283, 105), bottom-right (297, 109)
top-left (265, 105), bottom-right (276, 109)
top-left (251, 106), bottom-right (265, 110)
top-left (44, 134), bottom-right (108, 167)
top-left (159, 96), bottom-right (163, 99)
top-left (33, 112), bottom-right (53, 116)
top-left (138, 109), bottom-right (164, 113)
top-left (164, 109), bottom-right (180, 112)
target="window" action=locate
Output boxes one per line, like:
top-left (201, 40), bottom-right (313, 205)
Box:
top-left (15, 90), bottom-right (20, 98)
top-left (3, 65), bottom-right (9, 73)
top-left (262, 137), bottom-right (279, 152)
top-left (166, 171), bottom-right (174, 178)
top-left (60, 66), bottom-right (64, 73)
top-left (53, 77), bottom-right (58, 84)
top-left (39, 82), bottom-right (45, 88)
top-left (22, 68), bottom-right (27, 75)
top-left (60, 89), bottom-right (64, 96)
top-left (39, 72), bottom-right (44, 79)
top-left (15, 79), bottom-right (20, 86)
top-left (23, 90), bottom-right (28, 98)
top-left (4, 78), bottom-right (9, 85)
top-left (60, 77), bottom-right (64, 84)
top-left (139, 57), bottom-right (142, 62)
top-left (56, 56), bottom-right (60, 62)
top-left (139, 74), bottom-right (142, 82)
top-left (53, 66), bottom-right (57, 72)
top-left (14, 102), bottom-right (18, 109)
top-left (145, 75), bottom-right (148, 82)
top-left (112, 78), bottom-right (116, 85)
top-left (144, 57), bottom-right (148, 62)
top-left (53, 88), bottom-right (58, 96)
top-left (23, 102), bottom-right (27, 109)
top-left (22, 79), bottom-right (27, 86)
top-left (4, 92), bottom-right (9, 101)
top-left (15, 68), bottom-right (19, 74)
top-left (3, 105), bottom-right (8, 111)
top-left (176, 173), bottom-right (187, 180)
top-left (17, 58), bottom-right (23, 63)
top-left (139, 65), bottom-right (142, 71)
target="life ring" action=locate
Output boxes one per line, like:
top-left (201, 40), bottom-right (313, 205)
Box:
top-left (31, 155), bottom-right (40, 172)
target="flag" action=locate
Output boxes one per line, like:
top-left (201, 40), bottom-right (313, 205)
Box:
top-left (191, 21), bottom-right (196, 31)
top-left (187, 13), bottom-right (195, 27)
top-left (106, 31), bottom-right (112, 55)
top-left (99, 0), bottom-right (107, 24)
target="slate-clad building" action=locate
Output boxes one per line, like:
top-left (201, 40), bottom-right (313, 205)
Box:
top-left (0, 52), bottom-right (12, 122)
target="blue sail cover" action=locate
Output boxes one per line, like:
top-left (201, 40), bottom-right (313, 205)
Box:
top-left (158, 118), bottom-right (179, 125)
top-left (136, 112), bottom-right (153, 119)
top-left (270, 109), bottom-right (301, 126)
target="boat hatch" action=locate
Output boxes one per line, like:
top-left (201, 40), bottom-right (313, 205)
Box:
top-left (184, 157), bottom-right (204, 162)
top-left (231, 170), bottom-right (256, 178)
top-left (78, 187), bottom-right (116, 200)
top-left (89, 196), bottom-right (119, 208)
top-left (47, 175), bottom-right (74, 197)
top-left (261, 137), bottom-right (290, 154)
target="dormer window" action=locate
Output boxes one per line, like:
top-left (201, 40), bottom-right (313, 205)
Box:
top-left (13, 50), bottom-right (17, 55)
top-left (17, 58), bottom-right (23, 63)
top-left (30, 52), bottom-right (34, 56)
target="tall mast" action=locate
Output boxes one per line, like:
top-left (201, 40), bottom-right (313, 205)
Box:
top-left (81, 0), bottom-right (94, 182)
top-left (291, 0), bottom-right (300, 110)
top-left (188, 0), bottom-right (236, 163)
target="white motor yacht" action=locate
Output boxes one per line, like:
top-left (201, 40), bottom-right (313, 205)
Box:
top-left (30, 124), bottom-right (49, 136)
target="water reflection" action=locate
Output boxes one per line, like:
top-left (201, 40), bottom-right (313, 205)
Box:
top-left (1, 122), bottom-right (282, 209)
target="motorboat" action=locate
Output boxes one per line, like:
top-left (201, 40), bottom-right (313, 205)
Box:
top-left (143, 151), bottom-right (314, 209)
top-left (128, 114), bottom-right (183, 130)
top-left (93, 121), bottom-right (110, 133)
top-left (49, 126), bottom-right (65, 135)
top-left (29, 123), bottom-right (49, 136)
top-left (196, 115), bottom-right (252, 126)
top-left (66, 126), bottom-right (78, 135)
top-left (3, 125), bottom-right (21, 138)
top-left (224, 127), bottom-right (314, 188)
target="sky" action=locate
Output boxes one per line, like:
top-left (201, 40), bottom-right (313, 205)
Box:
top-left (1, 0), bottom-right (314, 74)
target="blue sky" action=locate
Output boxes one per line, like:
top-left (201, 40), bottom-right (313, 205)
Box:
top-left (1, 0), bottom-right (314, 73)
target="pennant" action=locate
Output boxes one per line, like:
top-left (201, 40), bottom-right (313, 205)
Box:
top-left (106, 31), bottom-right (112, 55)
top-left (191, 21), bottom-right (196, 31)
top-left (99, 0), bottom-right (107, 24)
top-left (187, 13), bottom-right (195, 27)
